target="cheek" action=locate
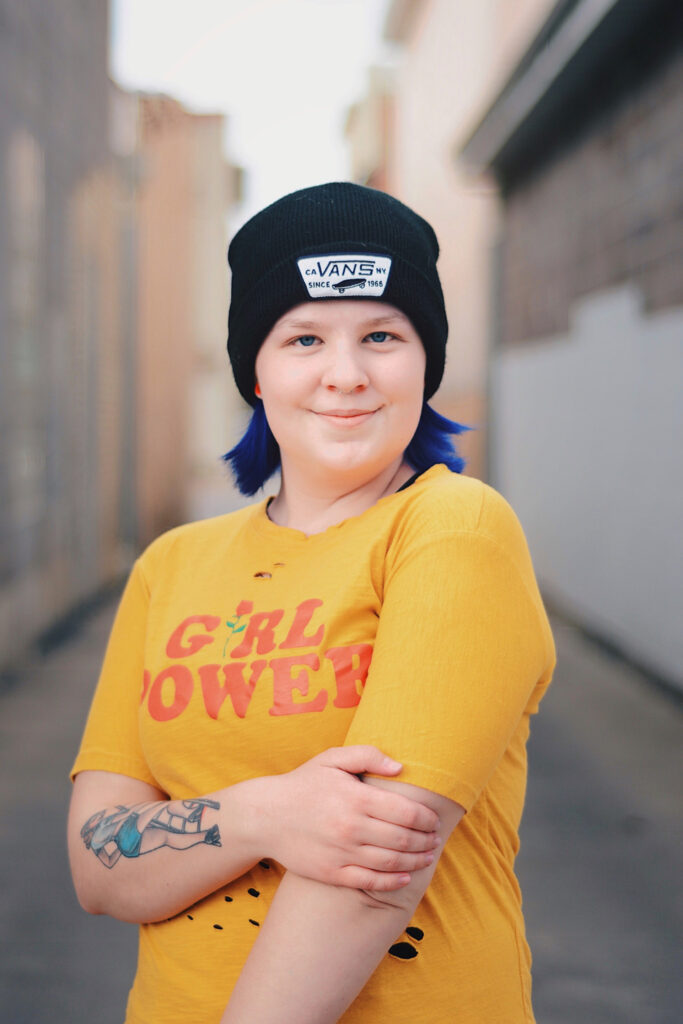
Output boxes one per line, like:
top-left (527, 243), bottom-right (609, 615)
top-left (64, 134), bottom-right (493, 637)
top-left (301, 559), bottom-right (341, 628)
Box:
top-left (257, 352), bottom-right (312, 399)
top-left (388, 353), bottom-right (426, 406)
top-left (257, 374), bottom-right (308, 452)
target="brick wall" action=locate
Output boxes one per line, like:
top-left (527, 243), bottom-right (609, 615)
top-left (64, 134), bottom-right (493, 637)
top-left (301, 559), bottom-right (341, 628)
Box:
top-left (499, 35), bottom-right (682, 346)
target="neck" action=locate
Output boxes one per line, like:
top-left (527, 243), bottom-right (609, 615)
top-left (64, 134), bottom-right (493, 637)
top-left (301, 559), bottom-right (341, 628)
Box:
top-left (267, 459), bottom-right (416, 535)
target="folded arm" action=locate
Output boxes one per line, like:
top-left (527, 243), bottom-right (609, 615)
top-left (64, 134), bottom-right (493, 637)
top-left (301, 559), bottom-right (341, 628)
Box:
top-left (67, 747), bottom-right (442, 924)
top-left (220, 777), bottom-right (465, 1024)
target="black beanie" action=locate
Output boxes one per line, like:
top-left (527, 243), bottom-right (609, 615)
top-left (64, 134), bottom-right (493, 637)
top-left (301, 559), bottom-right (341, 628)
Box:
top-left (227, 182), bottom-right (448, 407)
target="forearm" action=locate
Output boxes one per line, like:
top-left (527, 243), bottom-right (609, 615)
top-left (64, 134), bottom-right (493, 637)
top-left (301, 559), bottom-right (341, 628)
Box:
top-left (68, 751), bottom-right (444, 928)
top-left (221, 867), bottom-right (433, 1024)
top-left (220, 777), bottom-right (463, 1024)
top-left (68, 774), bottom-right (270, 924)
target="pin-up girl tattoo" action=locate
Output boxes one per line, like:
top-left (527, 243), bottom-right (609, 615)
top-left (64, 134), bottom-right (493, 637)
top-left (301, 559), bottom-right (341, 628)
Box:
top-left (80, 797), bottom-right (221, 869)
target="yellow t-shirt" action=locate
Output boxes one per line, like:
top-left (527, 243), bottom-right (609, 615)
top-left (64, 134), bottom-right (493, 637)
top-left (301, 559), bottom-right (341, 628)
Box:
top-left (71, 465), bottom-right (556, 1023)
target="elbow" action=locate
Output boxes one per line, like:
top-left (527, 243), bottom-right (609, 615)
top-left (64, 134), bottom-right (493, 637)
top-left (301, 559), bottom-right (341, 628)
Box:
top-left (74, 887), bottom-right (154, 924)
top-left (69, 858), bottom-right (145, 923)
top-left (69, 857), bottom-right (111, 917)
top-left (79, 899), bottom-right (105, 918)
top-left (73, 878), bottom-right (183, 925)
top-left (72, 878), bottom-right (106, 917)
top-left (70, 875), bottom-right (137, 923)
top-left (69, 842), bottom-right (108, 916)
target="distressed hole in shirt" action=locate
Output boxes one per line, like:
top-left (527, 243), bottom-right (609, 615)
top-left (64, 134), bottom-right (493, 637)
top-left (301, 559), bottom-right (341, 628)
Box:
top-left (388, 941), bottom-right (418, 960)
top-left (406, 926), bottom-right (424, 941)
top-left (248, 888), bottom-right (260, 898)
top-left (186, 915), bottom-right (194, 920)
top-left (253, 571), bottom-right (272, 579)
top-left (224, 896), bottom-right (233, 902)
top-left (213, 924), bottom-right (223, 930)
top-left (248, 919), bottom-right (260, 927)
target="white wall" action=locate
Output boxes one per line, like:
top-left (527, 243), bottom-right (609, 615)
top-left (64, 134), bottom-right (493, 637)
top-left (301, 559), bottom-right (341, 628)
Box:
top-left (491, 285), bottom-right (683, 689)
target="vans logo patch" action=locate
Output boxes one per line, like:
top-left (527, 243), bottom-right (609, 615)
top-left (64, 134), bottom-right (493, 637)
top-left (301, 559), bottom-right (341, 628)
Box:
top-left (296, 254), bottom-right (392, 298)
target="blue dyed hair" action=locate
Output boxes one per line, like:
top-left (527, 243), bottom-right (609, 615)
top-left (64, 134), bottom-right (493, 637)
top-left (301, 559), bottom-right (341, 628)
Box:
top-left (223, 401), bottom-right (471, 497)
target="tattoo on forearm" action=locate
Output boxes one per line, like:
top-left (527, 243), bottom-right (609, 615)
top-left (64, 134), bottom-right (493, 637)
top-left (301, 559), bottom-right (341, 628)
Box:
top-left (80, 798), bottom-right (222, 868)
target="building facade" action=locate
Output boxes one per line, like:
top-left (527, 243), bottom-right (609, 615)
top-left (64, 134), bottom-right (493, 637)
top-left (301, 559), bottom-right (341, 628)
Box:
top-left (349, 0), bottom-right (561, 480)
top-left (350, 0), bottom-right (682, 689)
top-left (345, 66), bottom-right (396, 193)
top-left (0, 0), bottom-right (135, 667)
top-left (0, 4), bottom-right (242, 671)
top-left (461, 0), bottom-right (683, 688)
top-left (134, 94), bottom-right (245, 543)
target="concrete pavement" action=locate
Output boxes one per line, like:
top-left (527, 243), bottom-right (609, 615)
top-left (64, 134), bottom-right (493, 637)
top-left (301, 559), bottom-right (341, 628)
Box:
top-left (0, 598), bottom-right (681, 1023)
top-left (519, 617), bottom-right (682, 1024)
top-left (0, 601), bottom-right (137, 1024)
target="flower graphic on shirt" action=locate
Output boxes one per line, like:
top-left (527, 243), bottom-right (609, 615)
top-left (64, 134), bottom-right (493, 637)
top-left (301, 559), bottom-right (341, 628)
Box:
top-left (222, 600), bottom-right (253, 657)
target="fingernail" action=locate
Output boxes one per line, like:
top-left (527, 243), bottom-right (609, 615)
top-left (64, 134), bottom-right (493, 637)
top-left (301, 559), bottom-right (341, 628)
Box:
top-left (425, 852), bottom-right (435, 863)
top-left (399, 873), bottom-right (411, 885)
top-left (384, 757), bottom-right (402, 769)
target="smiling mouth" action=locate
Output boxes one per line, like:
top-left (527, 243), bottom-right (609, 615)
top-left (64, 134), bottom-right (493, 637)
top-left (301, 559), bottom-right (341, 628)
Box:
top-left (314, 409), bottom-right (378, 424)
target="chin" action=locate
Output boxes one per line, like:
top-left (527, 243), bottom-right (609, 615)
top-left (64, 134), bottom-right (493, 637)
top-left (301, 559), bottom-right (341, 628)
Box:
top-left (304, 444), bottom-right (404, 481)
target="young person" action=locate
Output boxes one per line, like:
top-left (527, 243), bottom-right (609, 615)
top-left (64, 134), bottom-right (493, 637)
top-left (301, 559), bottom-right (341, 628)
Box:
top-left (68, 182), bottom-right (556, 1023)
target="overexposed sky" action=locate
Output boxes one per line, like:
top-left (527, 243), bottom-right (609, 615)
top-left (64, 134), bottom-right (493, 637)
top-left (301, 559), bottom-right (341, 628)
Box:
top-left (110, 0), bottom-right (394, 221)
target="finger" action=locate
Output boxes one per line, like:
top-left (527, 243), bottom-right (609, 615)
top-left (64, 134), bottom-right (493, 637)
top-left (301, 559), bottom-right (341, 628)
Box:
top-left (364, 789), bottom-right (440, 833)
top-left (319, 745), bottom-right (402, 777)
top-left (357, 845), bottom-right (437, 874)
top-left (336, 866), bottom-right (413, 892)
top-left (357, 820), bottom-right (441, 854)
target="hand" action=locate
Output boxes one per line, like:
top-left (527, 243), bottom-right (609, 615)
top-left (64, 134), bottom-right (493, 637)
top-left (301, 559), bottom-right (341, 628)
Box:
top-left (262, 746), bottom-right (441, 891)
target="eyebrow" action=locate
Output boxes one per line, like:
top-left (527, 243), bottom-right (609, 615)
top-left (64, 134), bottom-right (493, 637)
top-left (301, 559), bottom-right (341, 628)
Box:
top-left (278, 312), bottom-right (409, 331)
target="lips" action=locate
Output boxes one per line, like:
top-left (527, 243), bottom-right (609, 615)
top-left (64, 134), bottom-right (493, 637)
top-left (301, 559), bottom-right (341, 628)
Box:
top-left (313, 408), bottom-right (378, 426)
top-left (317, 409), bottom-right (376, 417)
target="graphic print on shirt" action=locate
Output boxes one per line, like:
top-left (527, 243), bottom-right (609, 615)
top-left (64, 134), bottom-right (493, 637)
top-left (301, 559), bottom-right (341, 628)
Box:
top-left (140, 597), bottom-right (374, 724)
top-left (222, 600), bottom-right (250, 657)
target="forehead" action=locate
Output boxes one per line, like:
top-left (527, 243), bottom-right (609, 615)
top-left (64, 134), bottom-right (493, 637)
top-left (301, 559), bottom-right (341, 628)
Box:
top-left (271, 300), bottom-right (415, 334)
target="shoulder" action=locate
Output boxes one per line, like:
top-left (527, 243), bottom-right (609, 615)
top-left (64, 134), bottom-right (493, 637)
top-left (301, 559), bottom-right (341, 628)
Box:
top-left (397, 465), bottom-right (523, 541)
top-left (390, 465), bottom-right (537, 579)
top-left (387, 468), bottom-right (553, 650)
top-left (136, 501), bottom-right (264, 584)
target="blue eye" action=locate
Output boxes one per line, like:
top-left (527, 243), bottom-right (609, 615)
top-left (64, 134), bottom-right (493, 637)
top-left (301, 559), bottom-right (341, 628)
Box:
top-left (294, 335), bottom-right (317, 347)
top-left (367, 331), bottom-right (390, 343)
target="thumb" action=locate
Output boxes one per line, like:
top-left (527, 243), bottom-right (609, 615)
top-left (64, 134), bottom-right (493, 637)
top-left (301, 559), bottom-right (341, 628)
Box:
top-left (320, 745), bottom-right (403, 776)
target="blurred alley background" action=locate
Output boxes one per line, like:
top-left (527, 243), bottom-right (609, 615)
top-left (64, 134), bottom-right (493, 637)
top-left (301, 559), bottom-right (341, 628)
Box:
top-left (0, 1), bottom-right (681, 1021)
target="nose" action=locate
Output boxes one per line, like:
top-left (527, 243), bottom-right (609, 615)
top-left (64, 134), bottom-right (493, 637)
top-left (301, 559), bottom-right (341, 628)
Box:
top-left (320, 341), bottom-right (369, 394)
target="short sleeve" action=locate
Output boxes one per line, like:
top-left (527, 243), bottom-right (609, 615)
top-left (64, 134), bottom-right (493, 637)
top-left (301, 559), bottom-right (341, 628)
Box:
top-left (70, 560), bottom-right (158, 786)
top-left (344, 514), bottom-right (554, 810)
